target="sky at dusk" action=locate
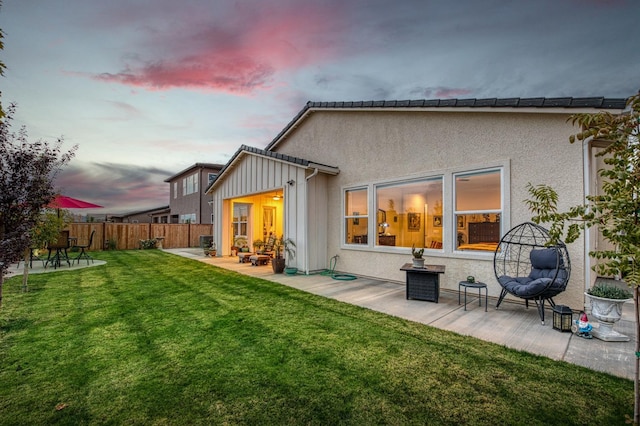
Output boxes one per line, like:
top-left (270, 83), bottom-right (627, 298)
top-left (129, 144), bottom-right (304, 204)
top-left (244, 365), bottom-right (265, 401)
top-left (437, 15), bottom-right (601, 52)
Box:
top-left (1, 0), bottom-right (639, 214)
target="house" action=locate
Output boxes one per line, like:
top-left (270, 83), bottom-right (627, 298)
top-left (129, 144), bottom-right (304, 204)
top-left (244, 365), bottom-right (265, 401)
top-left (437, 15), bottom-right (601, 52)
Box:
top-left (110, 206), bottom-right (170, 223)
top-left (165, 163), bottom-right (224, 224)
top-left (206, 96), bottom-right (628, 310)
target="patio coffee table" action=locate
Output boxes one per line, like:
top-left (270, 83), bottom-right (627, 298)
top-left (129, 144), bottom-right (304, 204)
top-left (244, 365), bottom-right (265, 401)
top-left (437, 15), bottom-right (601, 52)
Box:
top-left (400, 263), bottom-right (446, 303)
top-left (250, 254), bottom-right (270, 266)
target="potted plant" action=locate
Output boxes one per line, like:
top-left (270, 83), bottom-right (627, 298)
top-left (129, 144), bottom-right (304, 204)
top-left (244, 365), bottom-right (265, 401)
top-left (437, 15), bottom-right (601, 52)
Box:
top-left (272, 237), bottom-right (296, 274)
top-left (411, 245), bottom-right (425, 268)
top-left (252, 239), bottom-right (265, 253)
top-left (585, 282), bottom-right (632, 341)
top-left (284, 238), bottom-right (298, 275)
top-left (230, 237), bottom-right (247, 257)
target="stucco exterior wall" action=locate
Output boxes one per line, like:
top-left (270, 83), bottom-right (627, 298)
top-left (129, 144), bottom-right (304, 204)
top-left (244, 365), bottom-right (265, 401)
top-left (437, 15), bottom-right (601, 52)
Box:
top-left (273, 109), bottom-right (588, 309)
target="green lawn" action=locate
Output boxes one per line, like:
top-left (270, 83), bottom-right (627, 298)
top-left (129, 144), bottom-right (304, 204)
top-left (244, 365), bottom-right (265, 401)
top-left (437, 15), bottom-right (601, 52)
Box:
top-left (0, 250), bottom-right (633, 425)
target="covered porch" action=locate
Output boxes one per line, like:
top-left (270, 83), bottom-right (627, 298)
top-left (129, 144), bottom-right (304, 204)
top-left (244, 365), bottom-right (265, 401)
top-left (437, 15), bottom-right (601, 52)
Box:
top-left (207, 145), bottom-right (339, 273)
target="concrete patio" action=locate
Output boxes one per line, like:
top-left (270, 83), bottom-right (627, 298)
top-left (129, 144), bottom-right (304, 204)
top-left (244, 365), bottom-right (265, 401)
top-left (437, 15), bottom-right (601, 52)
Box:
top-left (167, 248), bottom-right (636, 381)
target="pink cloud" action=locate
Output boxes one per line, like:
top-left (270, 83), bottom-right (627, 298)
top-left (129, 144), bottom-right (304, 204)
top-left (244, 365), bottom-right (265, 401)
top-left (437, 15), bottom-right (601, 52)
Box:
top-left (93, 2), bottom-right (346, 94)
top-left (436, 88), bottom-right (473, 98)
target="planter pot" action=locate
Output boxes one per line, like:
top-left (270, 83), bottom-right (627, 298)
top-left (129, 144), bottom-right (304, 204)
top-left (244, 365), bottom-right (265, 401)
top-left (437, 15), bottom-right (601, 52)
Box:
top-left (585, 293), bottom-right (631, 342)
top-left (412, 258), bottom-right (425, 268)
top-left (284, 267), bottom-right (298, 275)
top-left (272, 258), bottom-right (286, 274)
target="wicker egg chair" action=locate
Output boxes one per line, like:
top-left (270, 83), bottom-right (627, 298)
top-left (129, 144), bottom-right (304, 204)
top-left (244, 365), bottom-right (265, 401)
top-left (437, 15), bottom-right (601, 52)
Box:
top-left (493, 222), bottom-right (571, 324)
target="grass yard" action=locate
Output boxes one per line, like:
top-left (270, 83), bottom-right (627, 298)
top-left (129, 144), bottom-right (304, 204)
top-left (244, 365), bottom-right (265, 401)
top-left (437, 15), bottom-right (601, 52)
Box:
top-left (0, 250), bottom-right (633, 425)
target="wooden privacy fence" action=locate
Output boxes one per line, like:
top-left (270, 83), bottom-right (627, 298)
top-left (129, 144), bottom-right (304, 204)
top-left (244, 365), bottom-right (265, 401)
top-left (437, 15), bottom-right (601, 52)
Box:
top-left (67, 223), bottom-right (213, 251)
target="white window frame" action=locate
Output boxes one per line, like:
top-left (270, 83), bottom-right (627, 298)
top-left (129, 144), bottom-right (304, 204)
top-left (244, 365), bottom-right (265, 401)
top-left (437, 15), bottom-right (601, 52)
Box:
top-left (343, 187), bottom-right (369, 246)
top-left (182, 173), bottom-right (199, 196)
top-left (452, 166), bottom-right (506, 256)
top-left (373, 176), bottom-right (444, 250)
top-left (179, 213), bottom-right (196, 224)
top-left (341, 161), bottom-right (509, 257)
top-left (232, 203), bottom-right (251, 241)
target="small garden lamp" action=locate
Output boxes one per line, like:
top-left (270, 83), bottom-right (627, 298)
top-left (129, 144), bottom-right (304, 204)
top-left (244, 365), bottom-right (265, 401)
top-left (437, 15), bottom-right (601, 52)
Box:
top-left (552, 305), bottom-right (573, 332)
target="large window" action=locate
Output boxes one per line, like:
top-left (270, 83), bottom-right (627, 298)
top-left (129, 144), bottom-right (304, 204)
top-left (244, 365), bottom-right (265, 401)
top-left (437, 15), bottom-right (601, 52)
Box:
top-left (183, 173), bottom-right (198, 196)
top-left (345, 188), bottom-right (368, 244)
top-left (343, 167), bottom-right (504, 252)
top-left (454, 169), bottom-right (502, 252)
top-left (375, 178), bottom-right (443, 249)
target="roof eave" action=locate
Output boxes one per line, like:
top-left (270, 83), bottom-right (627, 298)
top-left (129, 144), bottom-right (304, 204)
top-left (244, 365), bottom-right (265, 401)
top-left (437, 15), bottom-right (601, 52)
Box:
top-left (206, 145), bottom-right (339, 194)
top-left (265, 96), bottom-right (629, 151)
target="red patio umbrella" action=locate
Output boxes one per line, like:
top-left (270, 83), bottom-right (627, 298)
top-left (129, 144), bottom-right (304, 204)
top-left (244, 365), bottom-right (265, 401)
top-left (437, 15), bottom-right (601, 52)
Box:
top-left (47, 195), bottom-right (102, 209)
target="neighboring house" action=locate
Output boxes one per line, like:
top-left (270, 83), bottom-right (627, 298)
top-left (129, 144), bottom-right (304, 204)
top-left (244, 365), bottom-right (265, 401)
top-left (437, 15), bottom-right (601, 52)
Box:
top-left (206, 96), bottom-right (628, 311)
top-left (111, 206), bottom-right (171, 223)
top-left (165, 163), bottom-right (224, 224)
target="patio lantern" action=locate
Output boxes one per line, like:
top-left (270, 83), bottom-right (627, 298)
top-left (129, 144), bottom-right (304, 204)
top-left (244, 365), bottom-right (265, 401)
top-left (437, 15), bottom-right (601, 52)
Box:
top-left (552, 305), bottom-right (573, 332)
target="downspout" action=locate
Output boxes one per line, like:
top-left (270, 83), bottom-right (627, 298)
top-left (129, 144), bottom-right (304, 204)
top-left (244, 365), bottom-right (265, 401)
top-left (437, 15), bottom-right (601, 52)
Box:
top-left (303, 168), bottom-right (320, 275)
top-left (582, 135), bottom-right (594, 311)
top-left (306, 168), bottom-right (319, 181)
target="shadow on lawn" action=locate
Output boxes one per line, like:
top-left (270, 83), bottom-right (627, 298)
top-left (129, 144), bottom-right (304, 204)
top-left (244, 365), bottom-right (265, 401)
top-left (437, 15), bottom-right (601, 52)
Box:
top-left (0, 317), bottom-right (33, 333)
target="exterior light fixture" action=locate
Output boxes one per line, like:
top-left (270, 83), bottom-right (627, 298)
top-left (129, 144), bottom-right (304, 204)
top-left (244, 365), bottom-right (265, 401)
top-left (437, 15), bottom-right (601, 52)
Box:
top-left (552, 305), bottom-right (573, 332)
top-left (273, 194), bottom-right (281, 201)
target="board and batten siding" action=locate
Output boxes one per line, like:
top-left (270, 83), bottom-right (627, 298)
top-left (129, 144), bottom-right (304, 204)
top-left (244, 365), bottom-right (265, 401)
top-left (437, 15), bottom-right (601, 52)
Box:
top-left (210, 152), bottom-right (330, 273)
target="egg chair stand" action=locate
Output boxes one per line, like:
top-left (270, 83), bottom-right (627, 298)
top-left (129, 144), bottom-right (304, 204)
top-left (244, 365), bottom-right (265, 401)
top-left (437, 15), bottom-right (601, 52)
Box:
top-left (493, 222), bottom-right (571, 324)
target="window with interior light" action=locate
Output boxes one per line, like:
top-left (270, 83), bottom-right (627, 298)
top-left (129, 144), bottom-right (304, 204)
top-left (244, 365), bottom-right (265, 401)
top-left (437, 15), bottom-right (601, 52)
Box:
top-left (233, 204), bottom-right (249, 240)
top-left (454, 169), bottom-right (502, 252)
top-left (375, 178), bottom-right (443, 249)
top-left (344, 188), bottom-right (368, 245)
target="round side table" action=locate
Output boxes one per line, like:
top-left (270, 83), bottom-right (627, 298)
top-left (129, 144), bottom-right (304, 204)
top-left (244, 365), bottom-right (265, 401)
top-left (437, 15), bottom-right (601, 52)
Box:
top-left (458, 281), bottom-right (488, 312)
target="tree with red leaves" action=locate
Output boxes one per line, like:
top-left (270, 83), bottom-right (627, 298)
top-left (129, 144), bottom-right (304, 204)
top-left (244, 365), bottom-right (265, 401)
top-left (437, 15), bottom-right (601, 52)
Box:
top-left (0, 104), bottom-right (76, 307)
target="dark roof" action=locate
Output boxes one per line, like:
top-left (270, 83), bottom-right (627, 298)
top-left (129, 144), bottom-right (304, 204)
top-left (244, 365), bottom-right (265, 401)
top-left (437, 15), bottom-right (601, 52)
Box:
top-left (164, 162), bottom-right (225, 182)
top-left (265, 96), bottom-right (629, 151)
top-left (305, 96), bottom-right (628, 109)
top-left (206, 145), bottom-right (339, 193)
top-left (238, 144), bottom-right (335, 168)
top-left (112, 205), bottom-right (170, 218)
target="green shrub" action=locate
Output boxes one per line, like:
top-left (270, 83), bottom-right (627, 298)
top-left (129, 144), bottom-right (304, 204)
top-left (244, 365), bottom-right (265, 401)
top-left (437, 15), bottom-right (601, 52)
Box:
top-left (587, 283), bottom-right (632, 299)
top-left (139, 238), bottom-right (158, 250)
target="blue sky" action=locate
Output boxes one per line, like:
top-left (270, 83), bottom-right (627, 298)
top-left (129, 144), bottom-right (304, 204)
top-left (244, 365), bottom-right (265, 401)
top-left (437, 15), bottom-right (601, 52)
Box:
top-left (1, 0), bottom-right (638, 214)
